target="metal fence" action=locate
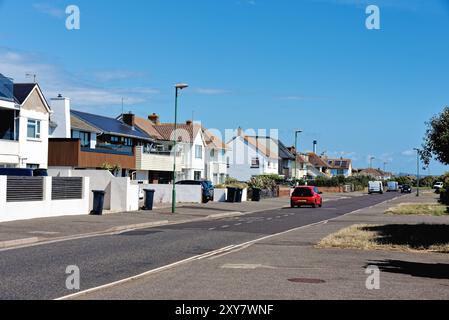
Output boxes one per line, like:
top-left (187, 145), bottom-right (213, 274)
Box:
top-left (6, 177), bottom-right (44, 202)
top-left (52, 177), bottom-right (83, 200)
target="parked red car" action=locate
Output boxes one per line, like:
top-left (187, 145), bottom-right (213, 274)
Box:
top-left (291, 186), bottom-right (323, 208)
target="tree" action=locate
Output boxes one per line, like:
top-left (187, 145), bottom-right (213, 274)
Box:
top-left (421, 107), bottom-right (449, 167)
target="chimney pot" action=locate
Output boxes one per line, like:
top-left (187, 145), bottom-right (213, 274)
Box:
top-left (186, 120), bottom-right (193, 126)
top-left (148, 113), bottom-right (160, 125)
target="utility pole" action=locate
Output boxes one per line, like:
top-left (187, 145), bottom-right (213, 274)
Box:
top-left (370, 156), bottom-right (375, 169)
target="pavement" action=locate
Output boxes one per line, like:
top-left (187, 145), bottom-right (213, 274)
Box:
top-left (68, 191), bottom-right (449, 300)
top-left (0, 193), bottom-right (350, 249)
top-left (0, 191), bottom-right (388, 300)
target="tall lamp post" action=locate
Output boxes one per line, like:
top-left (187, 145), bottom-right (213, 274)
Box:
top-left (413, 148), bottom-right (420, 197)
top-left (172, 83), bottom-right (189, 213)
top-left (370, 156), bottom-right (375, 169)
top-left (294, 130), bottom-right (303, 182)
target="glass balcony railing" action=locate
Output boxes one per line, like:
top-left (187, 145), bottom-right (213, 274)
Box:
top-left (0, 75), bottom-right (14, 102)
top-left (81, 143), bottom-right (134, 156)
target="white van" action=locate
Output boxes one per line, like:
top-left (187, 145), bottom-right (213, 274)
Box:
top-left (387, 181), bottom-right (399, 192)
top-left (369, 181), bottom-right (384, 194)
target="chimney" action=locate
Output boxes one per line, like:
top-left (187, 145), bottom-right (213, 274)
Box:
top-left (237, 127), bottom-right (244, 137)
top-left (313, 140), bottom-right (317, 154)
top-left (148, 113), bottom-right (160, 125)
top-left (186, 120), bottom-right (193, 126)
top-left (123, 112), bottom-right (135, 127)
top-left (50, 94), bottom-right (71, 138)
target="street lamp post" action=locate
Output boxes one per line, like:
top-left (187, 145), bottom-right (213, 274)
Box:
top-left (294, 130), bottom-right (302, 183)
top-left (413, 148), bottom-right (420, 197)
top-left (370, 157), bottom-right (375, 169)
top-left (172, 83), bottom-right (189, 214)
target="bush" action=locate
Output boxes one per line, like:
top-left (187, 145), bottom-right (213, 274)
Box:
top-left (248, 175), bottom-right (280, 190)
top-left (215, 177), bottom-right (248, 190)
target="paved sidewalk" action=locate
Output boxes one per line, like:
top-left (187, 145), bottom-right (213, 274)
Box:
top-left (75, 191), bottom-right (449, 300)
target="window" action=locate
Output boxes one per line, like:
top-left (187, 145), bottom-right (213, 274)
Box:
top-left (123, 137), bottom-right (133, 146)
top-left (110, 136), bottom-right (119, 143)
top-left (195, 145), bottom-right (203, 159)
top-left (251, 157), bottom-right (260, 169)
top-left (194, 171), bottom-right (202, 180)
top-left (27, 119), bottom-right (41, 139)
top-left (26, 164), bottom-right (39, 169)
top-left (79, 132), bottom-right (90, 148)
top-left (210, 149), bottom-right (215, 158)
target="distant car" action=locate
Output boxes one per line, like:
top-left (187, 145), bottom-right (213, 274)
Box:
top-left (290, 186), bottom-right (323, 208)
top-left (387, 181), bottom-right (399, 192)
top-left (401, 184), bottom-right (412, 194)
top-left (433, 182), bottom-right (444, 190)
top-left (176, 180), bottom-right (214, 203)
top-left (368, 181), bottom-right (384, 194)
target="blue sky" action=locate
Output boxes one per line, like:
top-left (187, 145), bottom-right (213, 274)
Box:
top-left (1, 0), bottom-right (448, 174)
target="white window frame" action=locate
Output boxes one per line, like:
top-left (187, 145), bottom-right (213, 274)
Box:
top-left (195, 145), bottom-right (203, 159)
top-left (27, 119), bottom-right (41, 139)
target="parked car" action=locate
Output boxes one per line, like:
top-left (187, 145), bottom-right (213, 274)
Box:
top-left (33, 169), bottom-right (48, 177)
top-left (0, 168), bottom-right (34, 177)
top-left (387, 181), bottom-right (399, 192)
top-left (401, 184), bottom-right (412, 194)
top-left (368, 181), bottom-right (384, 194)
top-left (433, 182), bottom-right (444, 190)
top-left (176, 180), bottom-right (214, 203)
top-left (290, 186), bottom-right (323, 208)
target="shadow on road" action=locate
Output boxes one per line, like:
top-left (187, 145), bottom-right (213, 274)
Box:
top-left (366, 260), bottom-right (449, 280)
top-left (362, 224), bottom-right (449, 252)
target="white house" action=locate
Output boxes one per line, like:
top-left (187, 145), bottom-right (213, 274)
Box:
top-left (0, 74), bottom-right (52, 169)
top-left (136, 114), bottom-right (229, 184)
top-left (226, 130), bottom-right (279, 182)
top-left (203, 128), bottom-right (229, 185)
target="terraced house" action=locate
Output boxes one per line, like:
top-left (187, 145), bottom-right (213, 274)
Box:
top-left (0, 74), bottom-right (52, 169)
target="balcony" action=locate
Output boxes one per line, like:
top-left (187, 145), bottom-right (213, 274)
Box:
top-left (135, 146), bottom-right (183, 172)
top-left (49, 139), bottom-right (136, 169)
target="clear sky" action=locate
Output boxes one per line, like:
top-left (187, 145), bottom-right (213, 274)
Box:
top-left (1, 0), bottom-right (448, 174)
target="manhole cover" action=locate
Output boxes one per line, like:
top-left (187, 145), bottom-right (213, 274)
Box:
top-left (288, 278), bottom-right (326, 284)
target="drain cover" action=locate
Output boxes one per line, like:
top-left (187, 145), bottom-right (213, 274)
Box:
top-left (288, 278), bottom-right (326, 284)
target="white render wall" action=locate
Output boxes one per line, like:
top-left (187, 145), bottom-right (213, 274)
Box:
top-left (226, 136), bottom-right (278, 182)
top-left (48, 169), bottom-right (139, 212)
top-left (18, 108), bottom-right (49, 169)
top-left (0, 176), bottom-right (90, 222)
top-left (137, 184), bottom-right (202, 205)
top-left (49, 97), bottom-right (71, 138)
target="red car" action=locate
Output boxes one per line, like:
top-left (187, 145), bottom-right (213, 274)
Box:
top-left (291, 186), bottom-right (323, 208)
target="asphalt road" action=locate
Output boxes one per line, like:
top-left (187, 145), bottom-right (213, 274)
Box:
top-left (0, 192), bottom-right (401, 300)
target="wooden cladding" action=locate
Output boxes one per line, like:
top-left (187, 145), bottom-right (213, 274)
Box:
top-left (48, 139), bottom-right (136, 169)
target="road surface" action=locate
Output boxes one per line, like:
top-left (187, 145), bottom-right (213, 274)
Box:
top-left (0, 192), bottom-right (400, 300)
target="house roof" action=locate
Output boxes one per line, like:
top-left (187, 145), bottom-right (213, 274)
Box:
top-left (71, 114), bottom-right (101, 133)
top-left (153, 123), bottom-right (202, 143)
top-left (278, 140), bottom-right (295, 160)
top-left (134, 116), bottom-right (164, 140)
top-left (243, 136), bottom-right (279, 159)
top-left (327, 158), bottom-right (352, 170)
top-left (13, 83), bottom-right (52, 112)
top-left (71, 110), bottom-right (151, 140)
top-left (203, 129), bottom-right (228, 150)
top-left (308, 153), bottom-right (329, 168)
top-left (13, 84), bottom-right (36, 104)
top-left (358, 168), bottom-right (391, 177)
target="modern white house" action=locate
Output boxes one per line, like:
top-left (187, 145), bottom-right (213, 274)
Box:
top-left (148, 118), bottom-right (207, 181)
top-left (226, 130), bottom-right (280, 182)
top-left (0, 74), bottom-right (52, 169)
top-left (203, 128), bottom-right (229, 185)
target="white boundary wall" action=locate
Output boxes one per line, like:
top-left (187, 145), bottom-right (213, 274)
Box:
top-left (48, 169), bottom-right (139, 212)
top-left (0, 176), bottom-right (90, 222)
top-left (137, 184), bottom-right (202, 204)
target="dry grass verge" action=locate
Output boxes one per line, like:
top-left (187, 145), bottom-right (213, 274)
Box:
top-left (385, 203), bottom-right (449, 216)
top-left (317, 224), bottom-right (449, 253)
